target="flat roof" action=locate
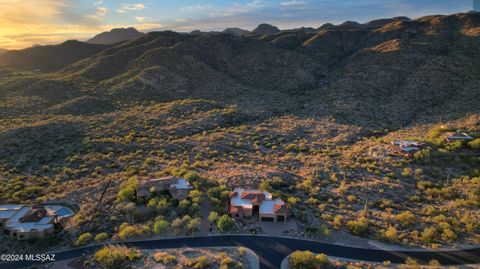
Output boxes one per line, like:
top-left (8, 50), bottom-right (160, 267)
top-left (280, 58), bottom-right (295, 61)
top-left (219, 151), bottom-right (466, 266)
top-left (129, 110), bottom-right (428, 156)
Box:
top-left (259, 199), bottom-right (285, 215)
top-left (171, 178), bottom-right (192, 190)
top-left (0, 205), bottom-right (23, 211)
top-left (231, 188), bottom-right (275, 209)
top-left (5, 206), bottom-right (55, 233)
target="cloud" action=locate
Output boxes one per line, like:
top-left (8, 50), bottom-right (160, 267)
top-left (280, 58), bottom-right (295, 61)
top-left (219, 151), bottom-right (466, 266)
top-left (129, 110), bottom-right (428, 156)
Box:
top-left (280, 0), bottom-right (308, 7)
top-left (117, 3), bottom-right (146, 13)
top-left (97, 6), bottom-right (108, 16)
top-left (135, 16), bottom-right (147, 22)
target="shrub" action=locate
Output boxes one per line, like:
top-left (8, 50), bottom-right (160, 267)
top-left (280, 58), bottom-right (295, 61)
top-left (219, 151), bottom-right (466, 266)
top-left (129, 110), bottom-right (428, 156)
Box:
top-left (289, 251), bottom-right (330, 269)
top-left (421, 227), bottom-right (437, 243)
top-left (381, 226), bottom-right (399, 243)
top-left (75, 232), bottom-right (93, 246)
top-left (153, 219), bottom-right (169, 234)
top-left (187, 218), bottom-right (201, 234)
top-left (94, 245), bottom-right (141, 269)
top-left (153, 252), bottom-right (177, 264)
top-left (217, 215), bottom-right (235, 232)
top-left (347, 217), bottom-right (369, 236)
top-left (94, 232), bottom-right (109, 242)
top-left (208, 211), bottom-right (219, 223)
top-left (468, 138), bottom-right (480, 150)
top-left (395, 211), bottom-right (416, 227)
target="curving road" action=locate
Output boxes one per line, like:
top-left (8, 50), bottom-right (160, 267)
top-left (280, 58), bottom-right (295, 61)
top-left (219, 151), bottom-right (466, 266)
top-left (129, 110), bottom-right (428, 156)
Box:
top-left (1, 235), bottom-right (480, 269)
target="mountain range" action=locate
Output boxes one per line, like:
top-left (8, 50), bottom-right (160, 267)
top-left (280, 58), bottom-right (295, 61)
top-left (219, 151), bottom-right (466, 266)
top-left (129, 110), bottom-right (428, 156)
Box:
top-left (0, 13), bottom-right (479, 128)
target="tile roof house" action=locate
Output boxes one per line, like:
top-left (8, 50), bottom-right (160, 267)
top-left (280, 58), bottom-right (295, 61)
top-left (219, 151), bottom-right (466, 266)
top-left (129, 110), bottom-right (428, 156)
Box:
top-left (1, 204), bottom-right (74, 241)
top-left (136, 176), bottom-right (193, 200)
top-left (229, 188), bottom-right (288, 223)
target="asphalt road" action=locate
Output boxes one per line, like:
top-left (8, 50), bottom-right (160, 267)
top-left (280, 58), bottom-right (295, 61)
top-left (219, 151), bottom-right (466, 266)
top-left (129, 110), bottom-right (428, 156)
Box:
top-left (1, 235), bottom-right (480, 269)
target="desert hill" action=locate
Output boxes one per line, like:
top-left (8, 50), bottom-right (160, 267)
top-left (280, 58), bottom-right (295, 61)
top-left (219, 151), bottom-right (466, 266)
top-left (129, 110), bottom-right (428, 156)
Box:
top-left (87, 27), bottom-right (144, 45)
top-left (0, 40), bottom-right (109, 71)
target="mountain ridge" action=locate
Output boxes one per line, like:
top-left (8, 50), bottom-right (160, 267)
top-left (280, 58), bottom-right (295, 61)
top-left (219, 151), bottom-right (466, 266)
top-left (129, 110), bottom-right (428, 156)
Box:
top-left (86, 27), bottom-right (144, 45)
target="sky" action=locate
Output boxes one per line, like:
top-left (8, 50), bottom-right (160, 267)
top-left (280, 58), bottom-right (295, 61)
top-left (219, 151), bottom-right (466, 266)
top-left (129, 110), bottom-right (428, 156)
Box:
top-left (0, 0), bottom-right (474, 50)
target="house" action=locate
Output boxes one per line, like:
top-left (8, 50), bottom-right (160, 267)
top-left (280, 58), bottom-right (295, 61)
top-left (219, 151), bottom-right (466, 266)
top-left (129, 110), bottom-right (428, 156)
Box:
top-left (229, 188), bottom-right (288, 223)
top-left (1, 204), bottom-right (74, 241)
top-left (445, 132), bottom-right (474, 142)
top-left (387, 140), bottom-right (424, 157)
top-left (136, 176), bottom-right (193, 200)
top-left (0, 205), bottom-right (23, 228)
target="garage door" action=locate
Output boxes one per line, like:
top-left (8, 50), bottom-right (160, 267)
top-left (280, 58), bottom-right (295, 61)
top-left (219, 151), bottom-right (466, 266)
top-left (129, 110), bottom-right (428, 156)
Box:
top-left (261, 217), bottom-right (274, 222)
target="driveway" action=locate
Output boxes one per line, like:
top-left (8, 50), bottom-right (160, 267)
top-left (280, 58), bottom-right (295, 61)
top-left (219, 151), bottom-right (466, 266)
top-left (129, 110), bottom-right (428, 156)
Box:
top-left (1, 235), bottom-right (479, 269)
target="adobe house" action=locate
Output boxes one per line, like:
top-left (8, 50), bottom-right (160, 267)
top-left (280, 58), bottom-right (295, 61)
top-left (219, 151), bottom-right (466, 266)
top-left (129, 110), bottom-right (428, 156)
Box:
top-left (1, 204), bottom-right (74, 241)
top-left (136, 176), bottom-right (193, 200)
top-left (229, 188), bottom-right (288, 223)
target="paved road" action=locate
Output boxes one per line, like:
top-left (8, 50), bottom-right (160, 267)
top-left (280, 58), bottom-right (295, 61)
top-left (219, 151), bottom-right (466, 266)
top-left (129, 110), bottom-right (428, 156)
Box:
top-left (1, 235), bottom-right (479, 269)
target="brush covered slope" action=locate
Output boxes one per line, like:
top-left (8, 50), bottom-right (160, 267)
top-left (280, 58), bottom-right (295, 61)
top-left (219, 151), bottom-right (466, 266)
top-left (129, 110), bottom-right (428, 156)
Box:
top-left (0, 13), bottom-right (479, 250)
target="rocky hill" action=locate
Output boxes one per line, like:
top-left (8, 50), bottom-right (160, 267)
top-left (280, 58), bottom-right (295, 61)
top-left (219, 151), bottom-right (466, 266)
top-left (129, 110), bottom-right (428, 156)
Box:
top-left (0, 40), bottom-right (109, 71)
top-left (252, 23), bottom-right (281, 35)
top-left (87, 27), bottom-right (144, 45)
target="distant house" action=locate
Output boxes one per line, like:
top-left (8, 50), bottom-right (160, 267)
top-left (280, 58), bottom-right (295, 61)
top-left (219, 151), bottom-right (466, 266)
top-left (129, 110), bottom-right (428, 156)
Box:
top-left (229, 188), bottom-right (288, 223)
top-left (387, 140), bottom-right (423, 157)
top-left (1, 204), bottom-right (74, 241)
top-left (136, 176), bottom-right (193, 200)
top-left (445, 132), bottom-right (474, 142)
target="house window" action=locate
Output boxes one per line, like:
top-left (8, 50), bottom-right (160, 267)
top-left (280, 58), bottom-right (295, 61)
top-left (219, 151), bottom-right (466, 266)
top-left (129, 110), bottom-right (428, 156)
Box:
top-left (235, 214), bottom-right (239, 218)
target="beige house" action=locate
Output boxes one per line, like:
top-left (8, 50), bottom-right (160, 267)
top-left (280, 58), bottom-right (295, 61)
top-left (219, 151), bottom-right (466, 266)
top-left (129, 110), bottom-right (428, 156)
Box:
top-left (137, 176), bottom-right (193, 200)
top-left (1, 205), bottom-right (73, 241)
top-left (229, 188), bottom-right (288, 223)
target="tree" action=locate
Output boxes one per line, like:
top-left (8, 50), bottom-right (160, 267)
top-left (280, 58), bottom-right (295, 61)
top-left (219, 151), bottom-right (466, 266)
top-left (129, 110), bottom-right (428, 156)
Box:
top-left (154, 219), bottom-right (169, 234)
top-left (217, 215), bottom-right (235, 232)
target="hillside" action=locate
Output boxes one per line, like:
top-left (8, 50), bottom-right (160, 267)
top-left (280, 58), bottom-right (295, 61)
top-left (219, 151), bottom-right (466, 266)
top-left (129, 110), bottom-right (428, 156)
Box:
top-left (0, 40), bottom-right (109, 71)
top-left (87, 27), bottom-right (144, 45)
top-left (0, 48), bottom-right (7, 54)
top-left (0, 12), bottom-right (479, 250)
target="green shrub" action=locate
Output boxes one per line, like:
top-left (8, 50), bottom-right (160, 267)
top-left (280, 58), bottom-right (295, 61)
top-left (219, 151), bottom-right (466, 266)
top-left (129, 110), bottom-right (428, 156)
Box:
top-left (153, 219), bottom-right (169, 234)
top-left (346, 217), bottom-right (369, 236)
top-left (94, 232), bottom-right (109, 242)
top-left (217, 215), bottom-right (235, 232)
top-left (289, 251), bottom-right (330, 269)
top-left (468, 138), bottom-right (480, 150)
top-left (75, 232), bottom-right (93, 246)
